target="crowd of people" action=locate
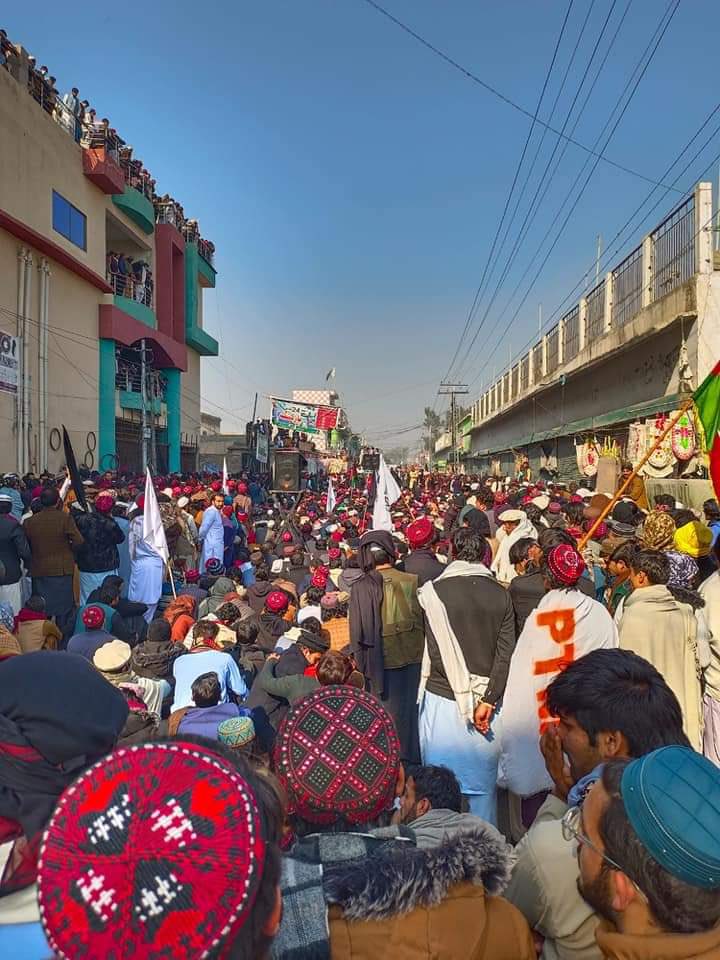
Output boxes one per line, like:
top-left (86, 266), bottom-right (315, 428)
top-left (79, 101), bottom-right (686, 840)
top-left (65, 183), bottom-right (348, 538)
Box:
top-left (106, 252), bottom-right (154, 306)
top-left (0, 462), bottom-right (719, 958)
top-left (1, 29), bottom-right (215, 267)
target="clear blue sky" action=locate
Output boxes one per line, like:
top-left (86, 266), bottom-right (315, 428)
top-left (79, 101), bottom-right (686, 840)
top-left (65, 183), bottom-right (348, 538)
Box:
top-left (6, 0), bottom-right (720, 450)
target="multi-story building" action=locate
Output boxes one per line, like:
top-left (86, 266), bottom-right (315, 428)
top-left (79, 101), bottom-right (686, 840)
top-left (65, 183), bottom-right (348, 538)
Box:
top-left (0, 39), bottom-right (219, 476)
top-left (467, 182), bottom-right (720, 481)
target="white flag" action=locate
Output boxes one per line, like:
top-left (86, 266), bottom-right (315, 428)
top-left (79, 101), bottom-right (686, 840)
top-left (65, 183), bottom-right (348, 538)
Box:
top-left (222, 458), bottom-right (229, 496)
top-left (143, 468), bottom-right (169, 563)
top-left (372, 463), bottom-right (393, 532)
top-left (59, 470), bottom-right (71, 502)
top-left (326, 476), bottom-right (336, 514)
top-left (378, 455), bottom-right (401, 506)
top-left (326, 367), bottom-right (336, 381)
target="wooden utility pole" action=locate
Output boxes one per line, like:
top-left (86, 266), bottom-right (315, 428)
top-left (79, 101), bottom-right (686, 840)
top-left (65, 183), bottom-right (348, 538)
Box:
top-left (438, 381), bottom-right (469, 473)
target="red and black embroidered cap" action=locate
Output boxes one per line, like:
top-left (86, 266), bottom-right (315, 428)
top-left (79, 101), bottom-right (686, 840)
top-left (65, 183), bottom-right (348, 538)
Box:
top-left (274, 685), bottom-right (401, 826)
top-left (37, 741), bottom-right (266, 959)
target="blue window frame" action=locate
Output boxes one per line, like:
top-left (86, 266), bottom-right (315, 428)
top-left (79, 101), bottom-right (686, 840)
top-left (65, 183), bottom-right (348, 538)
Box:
top-left (52, 190), bottom-right (86, 250)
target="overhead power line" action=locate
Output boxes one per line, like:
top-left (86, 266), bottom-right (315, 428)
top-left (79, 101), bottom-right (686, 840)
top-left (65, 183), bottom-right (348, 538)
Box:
top-left (452, 0), bottom-right (625, 384)
top-left (460, 0), bottom-right (681, 386)
top-left (360, 0), bottom-right (683, 192)
top-left (440, 0), bottom-right (575, 384)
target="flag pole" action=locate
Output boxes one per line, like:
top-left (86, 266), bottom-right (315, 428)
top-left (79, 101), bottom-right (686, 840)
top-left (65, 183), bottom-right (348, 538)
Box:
top-left (577, 395), bottom-right (696, 550)
top-left (166, 561), bottom-right (177, 598)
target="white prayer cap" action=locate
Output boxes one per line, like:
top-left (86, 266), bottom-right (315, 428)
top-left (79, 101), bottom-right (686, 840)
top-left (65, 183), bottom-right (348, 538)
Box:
top-left (498, 509), bottom-right (526, 523)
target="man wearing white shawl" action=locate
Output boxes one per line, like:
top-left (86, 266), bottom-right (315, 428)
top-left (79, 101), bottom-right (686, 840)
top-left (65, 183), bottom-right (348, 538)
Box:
top-left (491, 509), bottom-right (537, 584)
top-left (417, 528), bottom-right (516, 825)
top-left (498, 543), bottom-right (618, 799)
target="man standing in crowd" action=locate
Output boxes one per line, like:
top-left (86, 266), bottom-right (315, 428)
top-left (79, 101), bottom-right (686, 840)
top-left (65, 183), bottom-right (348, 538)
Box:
top-left (23, 487), bottom-right (83, 644)
top-left (575, 747), bottom-right (720, 957)
top-left (73, 493), bottom-right (125, 604)
top-left (619, 548), bottom-right (702, 749)
top-left (403, 515), bottom-right (444, 586)
top-left (199, 490), bottom-right (225, 571)
top-left (0, 474), bottom-right (24, 521)
top-left (417, 528), bottom-right (515, 824)
top-left (350, 529), bottom-right (424, 764)
top-left (0, 492), bottom-right (31, 613)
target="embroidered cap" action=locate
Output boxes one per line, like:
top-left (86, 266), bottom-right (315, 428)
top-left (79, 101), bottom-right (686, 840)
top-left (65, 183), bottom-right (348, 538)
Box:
top-left (546, 543), bottom-right (586, 586)
top-left (38, 741), bottom-right (266, 959)
top-left (274, 685), bottom-right (400, 826)
top-left (81, 605), bottom-right (105, 631)
top-left (205, 557), bottom-right (223, 575)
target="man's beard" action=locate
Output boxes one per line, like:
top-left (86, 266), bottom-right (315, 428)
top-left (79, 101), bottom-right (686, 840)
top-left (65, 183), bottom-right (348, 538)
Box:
top-left (577, 866), bottom-right (617, 925)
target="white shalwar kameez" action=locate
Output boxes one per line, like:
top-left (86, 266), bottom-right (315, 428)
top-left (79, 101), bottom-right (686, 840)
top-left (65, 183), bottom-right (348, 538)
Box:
top-left (199, 505), bottom-right (224, 571)
top-left (128, 516), bottom-right (164, 622)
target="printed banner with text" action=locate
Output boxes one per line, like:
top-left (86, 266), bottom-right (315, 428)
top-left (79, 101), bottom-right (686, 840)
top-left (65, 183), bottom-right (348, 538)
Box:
top-left (271, 398), bottom-right (340, 434)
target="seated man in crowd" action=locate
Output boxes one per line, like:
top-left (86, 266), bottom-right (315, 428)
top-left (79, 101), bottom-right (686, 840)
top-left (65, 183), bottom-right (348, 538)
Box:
top-left (575, 747), bottom-right (720, 957)
top-left (169, 669), bottom-right (249, 738)
top-left (505, 648), bottom-right (690, 960)
top-left (271, 684), bottom-right (535, 959)
top-left (390, 763), bottom-right (505, 849)
top-left (171, 619), bottom-right (246, 711)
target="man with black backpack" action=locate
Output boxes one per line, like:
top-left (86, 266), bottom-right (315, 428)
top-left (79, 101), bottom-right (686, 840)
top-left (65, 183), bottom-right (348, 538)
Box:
top-left (349, 529), bottom-right (424, 764)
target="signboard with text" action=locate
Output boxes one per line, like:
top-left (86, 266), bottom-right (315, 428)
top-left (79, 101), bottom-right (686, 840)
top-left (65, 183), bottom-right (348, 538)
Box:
top-left (271, 398), bottom-right (340, 434)
top-left (0, 332), bottom-right (19, 394)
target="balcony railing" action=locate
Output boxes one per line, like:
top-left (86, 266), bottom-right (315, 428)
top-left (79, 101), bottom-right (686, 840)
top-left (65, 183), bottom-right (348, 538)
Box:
top-left (652, 195), bottom-right (696, 301)
top-left (108, 270), bottom-right (153, 308)
top-left (181, 223), bottom-right (216, 268)
top-left (612, 245), bottom-right (643, 328)
top-left (585, 279), bottom-right (606, 344)
top-left (155, 201), bottom-right (183, 227)
top-left (473, 183), bottom-right (715, 429)
top-left (197, 237), bottom-right (215, 267)
top-left (120, 164), bottom-right (153, 200)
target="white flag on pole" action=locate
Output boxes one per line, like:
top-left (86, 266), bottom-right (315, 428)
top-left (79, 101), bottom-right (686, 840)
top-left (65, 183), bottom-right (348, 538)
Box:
top-left (378, 455), bottom-right (401, 506)
top-left (372, 461), bottom-right (393, 532)
top-left (143, 468), bottom-right (169, 563)
top-left (58, 470), bottom-right (71, 503)
top-left (222, 457), bottom-right (229, 496)
top-left (326, 476), bottom-right (336, 514)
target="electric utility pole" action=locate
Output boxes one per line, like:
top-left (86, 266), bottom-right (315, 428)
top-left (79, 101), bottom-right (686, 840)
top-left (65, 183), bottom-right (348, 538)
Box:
top-left (438, 381), bottom-right (469, 473)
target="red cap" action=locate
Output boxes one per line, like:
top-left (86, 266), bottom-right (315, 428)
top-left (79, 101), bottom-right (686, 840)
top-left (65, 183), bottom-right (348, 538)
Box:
top-left (266, 590), bottom-right (289, 613)
top-left (81, 606), bottom-right (105, 630)
top-left (406, 516), bottom-right (435, 549)
top-left (281, 531), bottom-right (293, 543)
top-left (210, 481), bottom-right (222, 492)
top-left (237, 483), bottom-right (248, 494)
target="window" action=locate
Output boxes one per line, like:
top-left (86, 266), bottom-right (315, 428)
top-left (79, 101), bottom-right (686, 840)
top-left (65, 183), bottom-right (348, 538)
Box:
top-left (52, 190), bottom-right (86, 250)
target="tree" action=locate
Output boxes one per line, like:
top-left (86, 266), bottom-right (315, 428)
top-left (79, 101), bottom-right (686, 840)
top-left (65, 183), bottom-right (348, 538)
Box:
top-left (423, 407), bottom-right (443, 454)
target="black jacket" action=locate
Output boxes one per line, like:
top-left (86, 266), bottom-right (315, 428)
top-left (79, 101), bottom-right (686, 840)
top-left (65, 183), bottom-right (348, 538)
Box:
top-left (74, 512), bottom-right (125, 573)
top-left (509, 567), bottom-right (595, 634)
top-left (0, 514), bottom-right (31, 584)
top-left (403, 549), bottom-right (444, 587)
top-left (246, 643), bottom-right (307, 741)
top-left (425, 573), bottom-right (516, 706)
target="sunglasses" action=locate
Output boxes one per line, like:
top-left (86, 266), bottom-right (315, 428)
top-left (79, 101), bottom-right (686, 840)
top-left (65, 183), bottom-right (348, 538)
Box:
top-left (562, 805), bottom-right (648, 904)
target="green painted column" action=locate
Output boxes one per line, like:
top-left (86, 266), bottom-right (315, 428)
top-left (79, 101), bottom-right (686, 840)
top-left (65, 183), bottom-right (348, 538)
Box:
top-left (98, 338), bottom-right (116, 468)
top-left (165, 368), bottom-right (181, 472)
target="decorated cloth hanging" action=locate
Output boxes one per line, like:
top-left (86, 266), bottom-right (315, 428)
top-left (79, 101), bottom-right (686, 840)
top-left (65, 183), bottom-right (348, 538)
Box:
top-left (671, 408), bottom-right (697, 461)
top-left (626, 421), bottom-right (647, 468)
top-left (641, 414), bottom-right (674, 478)
top-left (576, 440), bottom-right (599, 478)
